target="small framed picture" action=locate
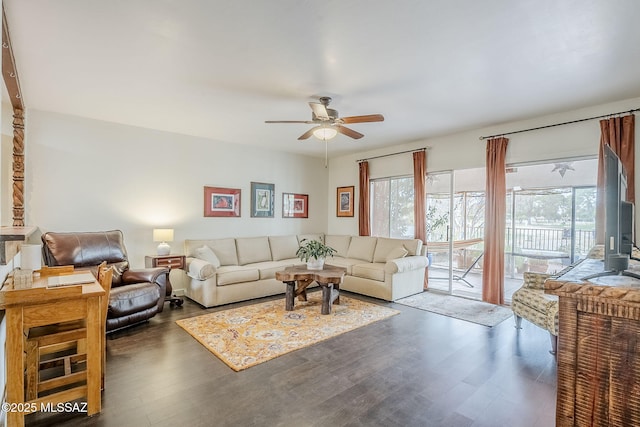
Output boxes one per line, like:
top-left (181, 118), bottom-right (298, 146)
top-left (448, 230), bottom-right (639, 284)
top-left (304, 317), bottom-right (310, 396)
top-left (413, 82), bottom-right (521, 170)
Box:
top-left (251, 182), bottom-right (275, 218)
top-left (204, 186), bottom-right (241, 217)
top-left (336, 186), bottom-right (354, 217)
top-left (282, 193), bottom-right (309, 218)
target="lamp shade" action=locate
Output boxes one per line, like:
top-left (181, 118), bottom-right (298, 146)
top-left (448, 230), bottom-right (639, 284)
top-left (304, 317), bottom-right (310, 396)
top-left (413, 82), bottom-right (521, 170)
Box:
top-left (153, 228), bottom-right (174, 242)
top-left (313, 126), bottom-right (338, 140)
top-left (20, 244), bottom-right (42, 271)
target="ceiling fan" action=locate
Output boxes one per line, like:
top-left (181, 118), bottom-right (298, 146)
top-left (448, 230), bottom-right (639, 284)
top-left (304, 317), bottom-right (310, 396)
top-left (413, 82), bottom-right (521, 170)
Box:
top-left (265, 96), bottom-right (384, 141)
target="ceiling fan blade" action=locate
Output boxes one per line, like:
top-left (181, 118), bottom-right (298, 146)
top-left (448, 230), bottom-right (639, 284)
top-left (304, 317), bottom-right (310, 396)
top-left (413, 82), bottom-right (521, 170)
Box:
top-left (335, 125), bottom-right (364, 139)
top-left (298, 126), bottom-right (321, 140)
top-left (339, 114), bottom-right (385, 124)
top-left (309, 102), bottom-right (330, 120)
top-left (265, 120), bottom-right (315, 124)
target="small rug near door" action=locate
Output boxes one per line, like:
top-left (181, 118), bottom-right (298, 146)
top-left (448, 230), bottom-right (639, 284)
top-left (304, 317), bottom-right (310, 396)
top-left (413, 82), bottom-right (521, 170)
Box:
top-left (396, 291), bottom-right (512, 327)
top-left (176, 295), bottom-right (399, 371)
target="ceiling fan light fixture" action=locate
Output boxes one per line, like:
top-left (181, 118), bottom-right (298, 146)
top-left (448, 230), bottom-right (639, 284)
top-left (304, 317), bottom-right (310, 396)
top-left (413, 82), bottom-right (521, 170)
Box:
top-left (313, 126), bottom-right (338, 141)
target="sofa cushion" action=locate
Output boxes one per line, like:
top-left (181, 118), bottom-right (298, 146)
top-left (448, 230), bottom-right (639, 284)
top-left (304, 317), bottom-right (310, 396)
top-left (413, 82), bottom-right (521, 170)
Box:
top-left (194, 245), bottom-right (221, 268)
top-left (208, 238), bottom-right (238, 266)
top-left (386, 246), bottom-right (408, 261)
top-left (373, 238), bottom-right (411, 262)
top-left (326, 257), bottom-right (362, 275)
top-left (216, 266), bottom-right (260, 286)
top-left (269, 235), bottom-right (300, 261)
top-left (352, 263), bottom-right (386, 282)
top-left (400, 239), bottom-right (422, 256)
top-left (251, 260), bottom-right (298, 280)
top-left (347, 236), bottom-right (378, 262)
top-left (325, 235), bottom-right (352, 257)
top-left (297, 234), bottom-right (324, 244)
top-left (236, 237), bottom-right (272, 265)
top-left (187, 258), bottom-right (216, 280)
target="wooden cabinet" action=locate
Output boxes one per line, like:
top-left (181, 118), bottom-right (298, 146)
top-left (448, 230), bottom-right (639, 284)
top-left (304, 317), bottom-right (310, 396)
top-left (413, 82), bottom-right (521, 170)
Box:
top-left (545, 258), bottom-right (640, 427)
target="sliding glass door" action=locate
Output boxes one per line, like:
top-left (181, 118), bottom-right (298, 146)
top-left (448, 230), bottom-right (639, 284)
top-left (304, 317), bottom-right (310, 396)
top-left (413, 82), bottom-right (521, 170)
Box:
top-left (425, 171), bottom-right (454, 293)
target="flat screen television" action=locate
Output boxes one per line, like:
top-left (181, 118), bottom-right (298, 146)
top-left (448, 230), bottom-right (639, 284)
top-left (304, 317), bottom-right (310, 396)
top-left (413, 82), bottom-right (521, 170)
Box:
top-left (584, 144), bottom-right (638, 280)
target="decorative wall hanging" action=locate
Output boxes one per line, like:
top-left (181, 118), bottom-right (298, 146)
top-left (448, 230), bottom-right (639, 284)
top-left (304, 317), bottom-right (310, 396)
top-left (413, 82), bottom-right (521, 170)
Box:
top-left (251, 182), bottom-right (275, 218)
top-left (204, 186), bottom-right (241, 217)
top-left (282, 193), bottom-right (308, 218)
top-left (336, 186), bottom-right (354, 217)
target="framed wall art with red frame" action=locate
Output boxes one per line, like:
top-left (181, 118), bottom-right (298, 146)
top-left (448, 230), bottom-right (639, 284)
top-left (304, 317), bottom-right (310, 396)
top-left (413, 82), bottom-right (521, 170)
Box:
top-left (204, 186), bottom-right (241, 217)
top-left (282, 193), bottom-right (309, 218)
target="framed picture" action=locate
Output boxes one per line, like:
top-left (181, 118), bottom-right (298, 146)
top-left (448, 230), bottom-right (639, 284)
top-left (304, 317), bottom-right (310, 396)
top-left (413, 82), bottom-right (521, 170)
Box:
top-left (282, 193), bottom-right (309, 218)
top-left (204, 186), bottom-right (241, 217)
top-left (251, 182), bottom-right (275, 218)
top-left (336, 186), bottom-right (354, 217)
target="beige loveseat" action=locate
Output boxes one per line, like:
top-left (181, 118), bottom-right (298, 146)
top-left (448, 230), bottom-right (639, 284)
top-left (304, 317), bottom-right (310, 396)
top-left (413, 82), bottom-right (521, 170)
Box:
top-left (181, 234), bottom-right (428, 308)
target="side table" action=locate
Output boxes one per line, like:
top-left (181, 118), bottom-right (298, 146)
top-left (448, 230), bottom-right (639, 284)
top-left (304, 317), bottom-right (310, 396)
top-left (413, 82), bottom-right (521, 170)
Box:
top-left (145, 254), bottom-right (185, 307)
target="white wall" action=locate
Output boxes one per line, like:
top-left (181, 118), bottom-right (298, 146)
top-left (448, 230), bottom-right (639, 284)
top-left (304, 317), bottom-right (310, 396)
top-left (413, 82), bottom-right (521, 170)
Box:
top-left (24, 110), bottom-right (328, 273)
top-left (18, 96), bottom-right (640, 269)
top-left (327, 96), bottom-right (640, 235)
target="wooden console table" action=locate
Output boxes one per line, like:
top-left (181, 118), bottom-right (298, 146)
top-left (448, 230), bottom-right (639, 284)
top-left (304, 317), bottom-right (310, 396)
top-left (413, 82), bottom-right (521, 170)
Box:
top-left (0, 273), bottom-right (105, 427)
top-left (545, 258), bottom-right (640, 427)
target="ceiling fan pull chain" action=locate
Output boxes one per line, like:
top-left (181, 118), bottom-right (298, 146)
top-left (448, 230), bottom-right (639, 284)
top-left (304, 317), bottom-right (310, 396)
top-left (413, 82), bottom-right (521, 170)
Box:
top-left (325, 140), bottom-right (328, 168)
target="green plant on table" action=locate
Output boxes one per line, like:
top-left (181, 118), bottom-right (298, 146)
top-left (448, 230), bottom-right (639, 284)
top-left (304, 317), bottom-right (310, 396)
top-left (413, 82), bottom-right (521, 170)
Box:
top-left (296, 239), bottom-right (337, 262)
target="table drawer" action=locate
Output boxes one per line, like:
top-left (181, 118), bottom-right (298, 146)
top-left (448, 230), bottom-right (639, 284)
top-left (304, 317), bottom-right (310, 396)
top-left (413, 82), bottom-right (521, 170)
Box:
top-left (155, 256), bottom-right (185, 269)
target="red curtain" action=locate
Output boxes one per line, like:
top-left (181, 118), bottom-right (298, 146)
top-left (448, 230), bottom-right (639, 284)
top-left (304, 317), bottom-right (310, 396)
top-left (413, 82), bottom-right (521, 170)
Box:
top-left (596, 115), bottom-right (635, 243)
top-left (358, 161), bottom-right (370, 236)
top-left (482, 137), bottom-right (509, 305)
top-left (413, 150), bottom-right (428, 289)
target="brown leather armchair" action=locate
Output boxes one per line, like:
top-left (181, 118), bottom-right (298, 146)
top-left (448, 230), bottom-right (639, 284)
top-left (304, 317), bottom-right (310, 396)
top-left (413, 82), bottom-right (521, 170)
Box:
top-left (41, 230), bottom-right (168, 332)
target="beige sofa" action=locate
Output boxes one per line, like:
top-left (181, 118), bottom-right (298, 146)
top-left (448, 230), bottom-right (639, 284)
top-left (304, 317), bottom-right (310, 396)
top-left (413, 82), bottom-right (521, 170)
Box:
top-left (181, 234), bottom-right (428, 308)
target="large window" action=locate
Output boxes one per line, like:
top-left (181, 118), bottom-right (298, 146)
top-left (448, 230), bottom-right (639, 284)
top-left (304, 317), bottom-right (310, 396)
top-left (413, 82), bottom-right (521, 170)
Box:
top-left (370, 177), bottom-right (414, 238)
top-left (369, 158), bottom-right (597, 302)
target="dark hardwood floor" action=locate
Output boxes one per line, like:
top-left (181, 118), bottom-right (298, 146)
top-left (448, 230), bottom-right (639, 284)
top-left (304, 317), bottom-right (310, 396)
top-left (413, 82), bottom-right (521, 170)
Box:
top-left (27, 292), bottom-right (557, 427)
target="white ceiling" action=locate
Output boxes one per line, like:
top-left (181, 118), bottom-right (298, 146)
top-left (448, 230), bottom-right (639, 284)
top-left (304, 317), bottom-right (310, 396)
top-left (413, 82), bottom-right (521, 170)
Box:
top-left (5, 0), bottom-right (640, 158)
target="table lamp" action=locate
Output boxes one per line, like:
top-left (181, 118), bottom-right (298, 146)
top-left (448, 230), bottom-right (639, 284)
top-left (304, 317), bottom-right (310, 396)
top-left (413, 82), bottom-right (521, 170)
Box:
top-left (153, 228), bottom-right (174, 255)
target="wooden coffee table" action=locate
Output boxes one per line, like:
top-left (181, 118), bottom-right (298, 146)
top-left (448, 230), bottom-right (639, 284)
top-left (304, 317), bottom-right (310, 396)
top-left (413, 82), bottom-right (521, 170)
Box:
top-left (275, 265), bottom-right (346, 314)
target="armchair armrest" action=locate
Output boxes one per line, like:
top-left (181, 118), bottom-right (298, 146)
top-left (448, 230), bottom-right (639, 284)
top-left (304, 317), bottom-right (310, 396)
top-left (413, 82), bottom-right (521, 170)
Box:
top-left (122, 267), bottom-right (168, 285)
top-left (384, 255), bottom-right (428, 274)
top-left (121, 267), bottom-right (168, 313)
top-left (522, 271), bottom-right (552, 290)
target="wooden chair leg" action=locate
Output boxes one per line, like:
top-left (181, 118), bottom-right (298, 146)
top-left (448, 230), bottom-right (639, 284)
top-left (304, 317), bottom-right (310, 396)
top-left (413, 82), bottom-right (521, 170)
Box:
top-left (25, 339), bottom-right (39, 401)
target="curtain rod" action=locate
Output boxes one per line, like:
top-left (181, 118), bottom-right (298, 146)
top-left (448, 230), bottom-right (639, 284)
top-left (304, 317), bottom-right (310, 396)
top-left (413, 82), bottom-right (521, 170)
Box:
top-left (479, 108), bottom-right (640, 141)
top-left (356, 147), bottom-right (429, 163)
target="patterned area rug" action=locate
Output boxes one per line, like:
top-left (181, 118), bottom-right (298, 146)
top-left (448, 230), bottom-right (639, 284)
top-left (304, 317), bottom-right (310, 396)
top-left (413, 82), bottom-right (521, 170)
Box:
top-left (396, 291), bottom-right (512, 327)
top-left (177, 295), bottom-right (399, 371)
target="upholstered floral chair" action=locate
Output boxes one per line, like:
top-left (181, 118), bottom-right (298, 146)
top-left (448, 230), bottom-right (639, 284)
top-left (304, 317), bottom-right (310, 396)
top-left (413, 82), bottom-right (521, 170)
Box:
top-left (511, 271), bottom-right (559, 354)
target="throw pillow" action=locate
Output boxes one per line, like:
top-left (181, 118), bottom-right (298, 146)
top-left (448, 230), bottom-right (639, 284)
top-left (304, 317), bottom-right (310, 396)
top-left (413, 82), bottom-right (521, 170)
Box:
top-left (386, 246), bottom-right (408, 261)
top-left (195, 245), bottom-right (221, 268)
